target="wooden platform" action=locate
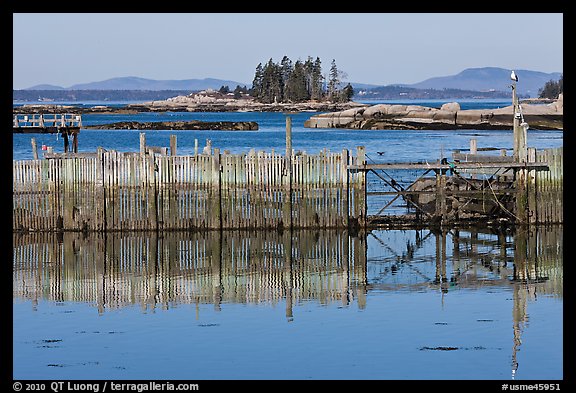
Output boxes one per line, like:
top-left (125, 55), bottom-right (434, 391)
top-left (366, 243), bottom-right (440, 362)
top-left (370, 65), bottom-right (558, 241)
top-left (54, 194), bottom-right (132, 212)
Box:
top-left (13, 113), bottom-right (82, 134)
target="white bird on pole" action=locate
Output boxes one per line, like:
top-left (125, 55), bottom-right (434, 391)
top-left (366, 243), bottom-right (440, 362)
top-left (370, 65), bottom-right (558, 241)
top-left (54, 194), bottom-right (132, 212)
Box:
top-left (510, 70), bottom-right (518, 82)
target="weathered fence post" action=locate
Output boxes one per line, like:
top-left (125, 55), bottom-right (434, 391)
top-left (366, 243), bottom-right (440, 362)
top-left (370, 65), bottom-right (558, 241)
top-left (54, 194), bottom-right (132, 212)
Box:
top-left (357, 146), bottom-right (367, 229)
top-left (435, 168), bottom-right (447, 224)
top-left (148, 151), bottom-right (158, 231)
top-left (96, 147), bottom-right (105, 231)
top-left (283, 115), bottom-right (293, 230)
top-left (470, 138), bottom-right (477, 155)
top-left (170, 135), bottom-right (177, 156)
top-left (72, 132), bottom-right (78, 153)
top-left (212, 148), bottom-right (222, 229)
top-left (285, 115), bottom-right (292, 157)
top-left (140, 133), bottom-right (146, 158)
top-left (341, 149), bottom-right (349, 228)
top-left (527, 147), bottom-right (537, 224)
top-left (31, 138), bottom-right (38, 160)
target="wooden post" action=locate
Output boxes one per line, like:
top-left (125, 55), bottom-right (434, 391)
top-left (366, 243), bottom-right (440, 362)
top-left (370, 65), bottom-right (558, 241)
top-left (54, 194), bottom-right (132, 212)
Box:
top-left (283, 115), bottom-right (293, 230)
top-left (170, 135), bottom-right (177, 156)
top-left (518, 122), bottom-right (528, 163)
top-left (212, 148), bottom-right (222, 229)
top-left (470, 138), bottom-right (477, 155)
top-left (435, 169), bottom-right (447, 224)
top-left (96, 147), bottom-right (105, 231)
top-left (356, 146), bottom-right (367, 230)
top-left (72, 132), bottom-right (78, 153)
top-left (194, 138), bottom-right (198, 156)
top-left (285, 115), bottom-right (292, 157)
top-left (140, 132), bottom-right (146, 158)
top-left (31, 138), bottom-right (38, 160)
top-left (63, 132), bottom-right (69, 153)
top-left (527, 147), bottom-right (537, 224)
top-left (512, 81), bottom-right (527, 162)
top-left (342, 149), bottom-right (349, 228)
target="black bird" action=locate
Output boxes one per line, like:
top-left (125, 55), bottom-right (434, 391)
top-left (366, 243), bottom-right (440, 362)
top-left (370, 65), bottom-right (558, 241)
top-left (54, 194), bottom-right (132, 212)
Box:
top-left (376, 151), bottom-right (385, 156)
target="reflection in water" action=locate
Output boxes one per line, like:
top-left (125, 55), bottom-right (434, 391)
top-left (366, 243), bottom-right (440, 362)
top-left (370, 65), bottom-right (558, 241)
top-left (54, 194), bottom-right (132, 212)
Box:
top-left (13, 226), bottom-right (562, 379)
top-left (364, 226), bottom-right (562, 380)
top-left (13, 230), bottom-right (368, 317)
top-left (13, 227), bottom-right (562, 313)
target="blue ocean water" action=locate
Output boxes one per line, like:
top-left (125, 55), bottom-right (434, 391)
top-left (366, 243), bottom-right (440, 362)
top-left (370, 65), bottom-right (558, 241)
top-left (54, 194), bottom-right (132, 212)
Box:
top-left (12, 101), bottom-right (564, 381)
top-left (12, 100), bottom-right (563, 162)
top-left (13, 228), bottom-right (563, 380)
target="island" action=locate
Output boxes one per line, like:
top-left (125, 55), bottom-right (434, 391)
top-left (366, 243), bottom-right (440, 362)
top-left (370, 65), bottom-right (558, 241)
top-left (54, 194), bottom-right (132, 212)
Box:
top-left (13, 89), bottom-right (367, 115)
top-left (304, 94), bottom-right (563, 131)
top-left (85, 120), bottom-right (259, 131)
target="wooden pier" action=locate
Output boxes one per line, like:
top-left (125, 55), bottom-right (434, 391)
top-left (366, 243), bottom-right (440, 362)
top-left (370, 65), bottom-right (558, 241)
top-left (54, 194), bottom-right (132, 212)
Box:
top-left (350, 144), bottom-right (562, 227)
top-left (13, 113), bottom-right (81, 153)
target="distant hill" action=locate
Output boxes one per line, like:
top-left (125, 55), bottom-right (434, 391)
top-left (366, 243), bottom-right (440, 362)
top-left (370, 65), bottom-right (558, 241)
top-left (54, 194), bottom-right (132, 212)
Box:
top-left (355, 85), bottom-right (512, 100)
top-left (349, 82), bottom-right (380, 91)
top-left (13, 90), bottom-right (194, 102)
top-left (25, 76), bottom-right (250, 91)
top-left (18, 67), bottom-right (561, 101)
top-left (26, 84), bottom-right (65, 90)
top-left (403, 67), bottom-right (562, 97)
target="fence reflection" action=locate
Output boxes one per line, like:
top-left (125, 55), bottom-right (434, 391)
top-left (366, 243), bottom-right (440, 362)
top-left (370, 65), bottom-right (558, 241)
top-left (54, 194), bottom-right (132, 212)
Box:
top-left (13, 230), bottom-right (368, 315)
top-left (13, 226), bottom-right (562, 316)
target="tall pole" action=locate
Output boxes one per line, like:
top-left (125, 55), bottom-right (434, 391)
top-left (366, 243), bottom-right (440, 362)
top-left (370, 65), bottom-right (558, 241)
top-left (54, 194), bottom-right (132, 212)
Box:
top-left (512, 81), bottom-right (519, 160)
top-left (512, 81), bottom-right (526, 162)
top-left (283, 114), bottom-right (293, 230)
top-left (285, 115), bottom-right (292, 157)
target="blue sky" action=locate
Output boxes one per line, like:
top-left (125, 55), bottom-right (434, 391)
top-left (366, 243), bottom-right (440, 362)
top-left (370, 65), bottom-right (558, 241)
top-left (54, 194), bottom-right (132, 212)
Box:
top-left (13, 13), bottom-right (563, 89)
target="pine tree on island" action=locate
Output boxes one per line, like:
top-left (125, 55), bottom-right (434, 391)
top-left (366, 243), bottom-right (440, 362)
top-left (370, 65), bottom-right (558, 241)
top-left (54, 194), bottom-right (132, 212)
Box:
top-left (250, 56), bottom-right (353, 104)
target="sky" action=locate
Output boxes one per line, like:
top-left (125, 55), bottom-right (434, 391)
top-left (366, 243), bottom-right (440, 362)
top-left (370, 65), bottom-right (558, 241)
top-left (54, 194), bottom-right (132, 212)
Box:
top-left (13, 13), bottom-right (563, 90)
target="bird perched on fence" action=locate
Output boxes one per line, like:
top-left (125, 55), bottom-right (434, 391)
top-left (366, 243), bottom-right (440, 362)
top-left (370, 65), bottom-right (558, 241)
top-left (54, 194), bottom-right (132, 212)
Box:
top-left (510, 70), bottom-right (518, 82)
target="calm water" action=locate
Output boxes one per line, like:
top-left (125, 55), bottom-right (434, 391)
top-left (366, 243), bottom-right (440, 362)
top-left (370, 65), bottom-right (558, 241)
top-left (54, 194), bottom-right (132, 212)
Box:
top-left (13, 227), bottom-right (563, 380)
top-left (13, 101), bottom-right (563, 380)
top-left (12, 99), bottom-right (563, 162)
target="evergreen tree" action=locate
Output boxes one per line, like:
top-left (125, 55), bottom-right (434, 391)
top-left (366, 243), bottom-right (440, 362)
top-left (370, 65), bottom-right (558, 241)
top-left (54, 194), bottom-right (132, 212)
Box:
top-left (250, 56), bottom-right (347, 103)
top-left (219, 85), bottom-right (230, 94)
top-left (261, 58), bottom-right (283, 103)
top-left (311, 57), bottom-right (324, 101)
top-left (280, 55), bottom-right (293, 90)
top-left (327, 59), bottom-right (340, 102)
top-left (251, 63), bottom-right (264, 98)
top-left (285, 60), bottom-right (310, 102)
top-left (538, 74), bottom-right (563, 99)
top-left (233, 85), bottom-right (245, 99)
top-left (340, 83), bottom-right (354, 102)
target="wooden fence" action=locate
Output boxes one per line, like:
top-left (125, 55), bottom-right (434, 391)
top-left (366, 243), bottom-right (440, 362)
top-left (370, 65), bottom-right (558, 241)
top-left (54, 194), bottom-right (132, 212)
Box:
top-left (12, 146), bottom-right (562, 231)
top-left (526, 147), bottom-right (563, 224)
top-left (13, 148), bottom-right (366, 231)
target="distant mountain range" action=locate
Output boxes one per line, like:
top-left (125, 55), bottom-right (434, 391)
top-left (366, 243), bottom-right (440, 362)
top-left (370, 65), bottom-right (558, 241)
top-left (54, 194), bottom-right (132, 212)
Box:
top-left (24, 76), bottom-right (250, 91)
top-left (17, 67), bottom-right (561, 100)
top-left (397, 67), bottom-right (562, 97)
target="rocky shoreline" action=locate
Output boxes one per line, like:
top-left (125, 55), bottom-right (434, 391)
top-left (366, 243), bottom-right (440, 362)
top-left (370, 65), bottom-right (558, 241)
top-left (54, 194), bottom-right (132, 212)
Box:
top-left (86, 120), bottom-right (259, 131)
top-left (13, 89), bottom-right (367, 115)
top-left (304, 94), bottom-right (563, 131)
